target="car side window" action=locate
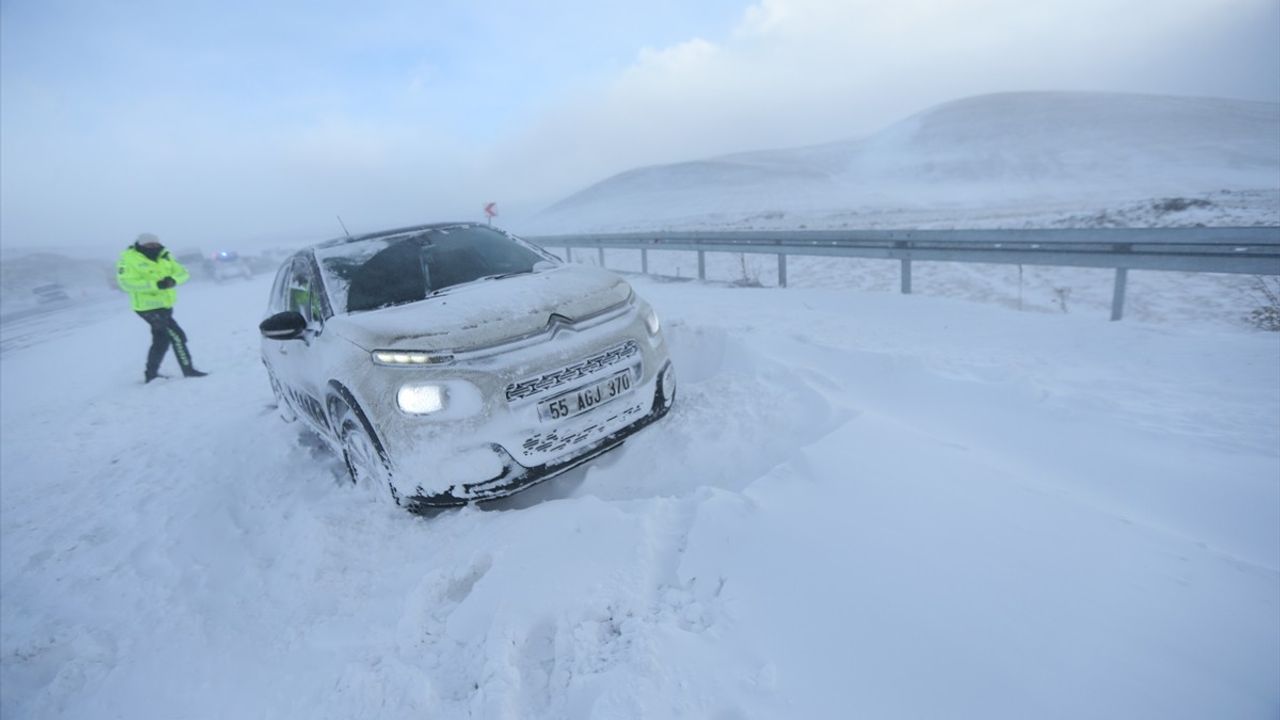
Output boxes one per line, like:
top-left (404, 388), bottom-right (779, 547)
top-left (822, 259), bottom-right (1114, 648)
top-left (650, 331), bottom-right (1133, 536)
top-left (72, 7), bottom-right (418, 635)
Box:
top-left (268, 263), bottom-right (291, 314)
top-left (286, 259), bottom-right (313, 324)
top-left (311, 288), bottom-right (325, 322)
top-left (306, 257), bottom-right (329, 322)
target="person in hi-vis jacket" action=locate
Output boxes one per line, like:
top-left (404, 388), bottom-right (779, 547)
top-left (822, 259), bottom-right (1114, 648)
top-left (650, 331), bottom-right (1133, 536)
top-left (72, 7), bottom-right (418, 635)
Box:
top-left (116, 233), bottom-right (208, 383)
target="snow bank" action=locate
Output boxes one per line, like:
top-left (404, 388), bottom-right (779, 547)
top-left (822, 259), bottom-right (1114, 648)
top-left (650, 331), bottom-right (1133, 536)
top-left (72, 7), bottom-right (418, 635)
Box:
top-left (2, 269), bottom-right (1276, 718)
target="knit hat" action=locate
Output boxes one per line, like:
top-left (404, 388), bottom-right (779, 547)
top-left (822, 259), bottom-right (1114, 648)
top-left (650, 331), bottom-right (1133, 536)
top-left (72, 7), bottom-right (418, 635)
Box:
top-left (135, 233), bottom-right (161, 246)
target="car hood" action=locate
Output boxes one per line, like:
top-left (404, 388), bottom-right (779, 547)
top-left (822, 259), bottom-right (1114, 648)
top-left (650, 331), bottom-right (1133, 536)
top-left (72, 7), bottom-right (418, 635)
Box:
top-left (326, 265), bottom-right (634, 353)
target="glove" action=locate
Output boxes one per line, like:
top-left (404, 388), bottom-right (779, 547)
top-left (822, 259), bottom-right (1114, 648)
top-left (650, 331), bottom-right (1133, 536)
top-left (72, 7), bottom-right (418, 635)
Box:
top-left (156, 277), bottom-right (177, 289)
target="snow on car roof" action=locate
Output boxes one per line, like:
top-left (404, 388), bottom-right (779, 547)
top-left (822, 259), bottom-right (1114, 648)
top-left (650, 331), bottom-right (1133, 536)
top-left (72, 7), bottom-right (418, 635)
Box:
top-left (312, 222), bottom-right (476, 249)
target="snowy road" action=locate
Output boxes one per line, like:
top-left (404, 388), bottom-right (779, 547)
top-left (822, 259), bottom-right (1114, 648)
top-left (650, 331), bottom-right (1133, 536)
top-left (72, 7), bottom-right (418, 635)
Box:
top-left (2, 274), bottom-right (1278, 719)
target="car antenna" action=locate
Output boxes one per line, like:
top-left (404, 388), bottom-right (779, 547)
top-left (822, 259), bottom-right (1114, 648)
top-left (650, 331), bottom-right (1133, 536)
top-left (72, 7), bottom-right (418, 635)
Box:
top-left (337, 215), bottom-right (353, 240)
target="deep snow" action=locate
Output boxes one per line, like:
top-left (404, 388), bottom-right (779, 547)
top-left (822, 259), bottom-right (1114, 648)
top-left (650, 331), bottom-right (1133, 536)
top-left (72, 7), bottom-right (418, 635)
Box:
top-left (1, 264), bottom-right (1277, 718)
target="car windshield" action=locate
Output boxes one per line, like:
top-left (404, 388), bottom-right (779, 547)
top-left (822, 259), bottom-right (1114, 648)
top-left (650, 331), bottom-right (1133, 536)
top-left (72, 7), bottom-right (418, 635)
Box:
top-left (315, 225), bottom-right (552, 314)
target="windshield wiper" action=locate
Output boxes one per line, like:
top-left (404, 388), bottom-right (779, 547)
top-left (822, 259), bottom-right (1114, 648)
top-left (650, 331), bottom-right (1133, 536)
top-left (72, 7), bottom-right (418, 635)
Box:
top-left (421, 270), bottom-right (534, 299)
top-left (480, 270), bottom-right (534, 281)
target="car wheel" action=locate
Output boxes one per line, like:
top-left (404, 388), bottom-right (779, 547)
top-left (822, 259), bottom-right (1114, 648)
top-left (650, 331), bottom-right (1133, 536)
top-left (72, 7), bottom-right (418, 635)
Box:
top-left (656, 363), bottom-right (677, 412)
top-left (333, 400), bottom-right (399, 505)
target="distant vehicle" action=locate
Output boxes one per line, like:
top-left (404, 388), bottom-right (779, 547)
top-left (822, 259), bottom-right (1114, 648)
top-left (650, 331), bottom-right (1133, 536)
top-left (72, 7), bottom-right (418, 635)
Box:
top-left (32, 283), bottom-right (70, 305)
top-left (258, 223), bottom-right (676, 511)
top-left (174, 251), bottom-right (215, 281)
top-left (211, 250), bottom-right (252, 281)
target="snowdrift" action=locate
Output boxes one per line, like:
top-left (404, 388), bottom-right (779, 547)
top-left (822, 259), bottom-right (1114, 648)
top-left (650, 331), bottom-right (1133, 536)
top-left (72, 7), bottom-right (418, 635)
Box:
top-left (529, 92), bottom-right (1280, 232)
top-left (2, 270), bottom-right (1277, 718)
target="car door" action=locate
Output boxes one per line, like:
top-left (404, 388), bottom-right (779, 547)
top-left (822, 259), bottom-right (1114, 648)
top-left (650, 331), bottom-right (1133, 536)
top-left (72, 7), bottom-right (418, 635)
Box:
top-left (272, 256), bottom-right (332, 434)
top-left (262, 260), bottom-right (296, 409)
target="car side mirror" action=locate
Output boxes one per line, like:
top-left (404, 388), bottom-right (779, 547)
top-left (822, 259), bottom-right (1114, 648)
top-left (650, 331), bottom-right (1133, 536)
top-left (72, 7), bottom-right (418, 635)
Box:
top-left (260, 311), bottom-right (308, 340)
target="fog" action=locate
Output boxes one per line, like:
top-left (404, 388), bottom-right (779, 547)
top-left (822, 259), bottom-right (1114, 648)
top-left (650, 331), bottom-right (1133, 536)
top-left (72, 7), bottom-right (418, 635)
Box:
top-left (1, 0), bottom-right (1277, 252)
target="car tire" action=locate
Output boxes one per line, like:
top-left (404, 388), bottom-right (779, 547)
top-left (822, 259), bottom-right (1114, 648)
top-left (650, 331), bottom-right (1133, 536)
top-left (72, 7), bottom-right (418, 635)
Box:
top-left (332, 398), bottom-right (400, 505)
top-left (656, 363), bottom-right (677, 413)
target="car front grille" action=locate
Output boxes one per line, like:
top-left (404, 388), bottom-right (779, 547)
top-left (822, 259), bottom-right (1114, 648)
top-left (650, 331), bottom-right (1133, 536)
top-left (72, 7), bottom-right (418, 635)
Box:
top-left (505, 340), bottom-right (640, 402)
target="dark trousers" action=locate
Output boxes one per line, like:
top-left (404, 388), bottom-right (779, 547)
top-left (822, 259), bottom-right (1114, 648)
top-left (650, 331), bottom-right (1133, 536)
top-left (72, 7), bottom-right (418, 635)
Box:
top-left (136, 308), bottom-right (194, 375)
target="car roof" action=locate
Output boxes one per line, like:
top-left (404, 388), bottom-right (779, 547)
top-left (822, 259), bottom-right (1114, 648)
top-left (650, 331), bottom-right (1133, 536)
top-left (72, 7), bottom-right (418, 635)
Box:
top-left (311, 222), bottom-right (479, 250)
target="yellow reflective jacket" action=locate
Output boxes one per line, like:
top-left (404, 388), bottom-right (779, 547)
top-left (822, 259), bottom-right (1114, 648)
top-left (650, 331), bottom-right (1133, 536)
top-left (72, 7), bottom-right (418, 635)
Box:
top-left (116, 245), bottom-right (191, 311)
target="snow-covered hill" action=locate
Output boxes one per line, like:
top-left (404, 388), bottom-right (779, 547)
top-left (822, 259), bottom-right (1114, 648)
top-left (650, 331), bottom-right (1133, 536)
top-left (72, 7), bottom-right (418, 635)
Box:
top-left (528, 92), bottom-right (1280, 232)
top-left (2, 268), bottom-right (1277, 718)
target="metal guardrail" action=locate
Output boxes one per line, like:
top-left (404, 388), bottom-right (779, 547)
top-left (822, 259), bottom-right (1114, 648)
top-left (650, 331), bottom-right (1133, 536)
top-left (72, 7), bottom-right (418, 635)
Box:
top-left (529, 227), bottom-right (1280, 321)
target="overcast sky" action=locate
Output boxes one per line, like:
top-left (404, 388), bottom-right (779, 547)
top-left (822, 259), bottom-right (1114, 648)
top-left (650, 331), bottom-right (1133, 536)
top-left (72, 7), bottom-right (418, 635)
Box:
top-left (2, 0), bottom-right (1277, 251)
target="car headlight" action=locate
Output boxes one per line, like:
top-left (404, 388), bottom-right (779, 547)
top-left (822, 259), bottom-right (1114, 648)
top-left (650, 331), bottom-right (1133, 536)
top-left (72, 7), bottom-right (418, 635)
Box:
top-left (397, 383), bottom-right (446, 414)
top-left (372, 350), bottom-right (453, 366)
top-left (644, 306), bottom-right (661, 335)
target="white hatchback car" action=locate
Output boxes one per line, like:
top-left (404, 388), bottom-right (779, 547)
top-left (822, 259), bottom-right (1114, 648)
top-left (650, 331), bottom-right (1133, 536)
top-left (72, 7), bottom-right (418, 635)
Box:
top-left (259, 223), bottom-right (675, 510)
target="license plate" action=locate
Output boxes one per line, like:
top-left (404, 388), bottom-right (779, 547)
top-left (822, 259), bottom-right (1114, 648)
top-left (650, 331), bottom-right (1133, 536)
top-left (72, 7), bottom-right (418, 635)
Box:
top-left (538, 370), bottom-right (634, 422)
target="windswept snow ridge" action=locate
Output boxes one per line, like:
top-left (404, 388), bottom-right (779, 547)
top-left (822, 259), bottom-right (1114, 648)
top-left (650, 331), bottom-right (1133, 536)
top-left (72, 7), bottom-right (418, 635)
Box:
top-left (1, 269), bottom-right (1277, 718)
top-left (528, 92), bottom-right (1280, 233)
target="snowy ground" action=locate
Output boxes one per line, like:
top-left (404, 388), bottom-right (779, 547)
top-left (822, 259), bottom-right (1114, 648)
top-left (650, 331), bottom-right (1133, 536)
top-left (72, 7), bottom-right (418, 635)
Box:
top-left (1, 268), bottom-right (1278, 718)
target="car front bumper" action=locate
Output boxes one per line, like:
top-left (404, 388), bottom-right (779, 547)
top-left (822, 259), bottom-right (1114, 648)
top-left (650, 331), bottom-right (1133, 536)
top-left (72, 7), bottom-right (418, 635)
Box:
top-left (400, 360), bottom-right (675, 508)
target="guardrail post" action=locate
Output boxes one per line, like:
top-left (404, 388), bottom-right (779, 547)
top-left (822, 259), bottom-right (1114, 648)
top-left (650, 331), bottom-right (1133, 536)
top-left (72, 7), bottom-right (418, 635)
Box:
top-left (641, 248), bottom-right (649, 274)
top-left (778, 253), bottom-right (787, 287)
top-left (565, 247), bottom-right (572, 263)
top-left (1110, 243), bottom-right (1132, 321)
top-left (894, 240), bottom-right (912, 294)
top-left (698, 251), bottom-right (706, 280)
top-left (1111, 268), bottom-right (1128, 321)
top-left (598, 247), bottom-right (605, 267)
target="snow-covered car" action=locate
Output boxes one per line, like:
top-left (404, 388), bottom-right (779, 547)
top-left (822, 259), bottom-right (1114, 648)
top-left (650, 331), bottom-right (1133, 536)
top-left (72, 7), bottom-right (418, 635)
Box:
top-left (174, 251), bottom-right (215, 281)
top-left (211, 250), bottom-right (252, 281)
top-left (258, 223), bottom-right (676, 510)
